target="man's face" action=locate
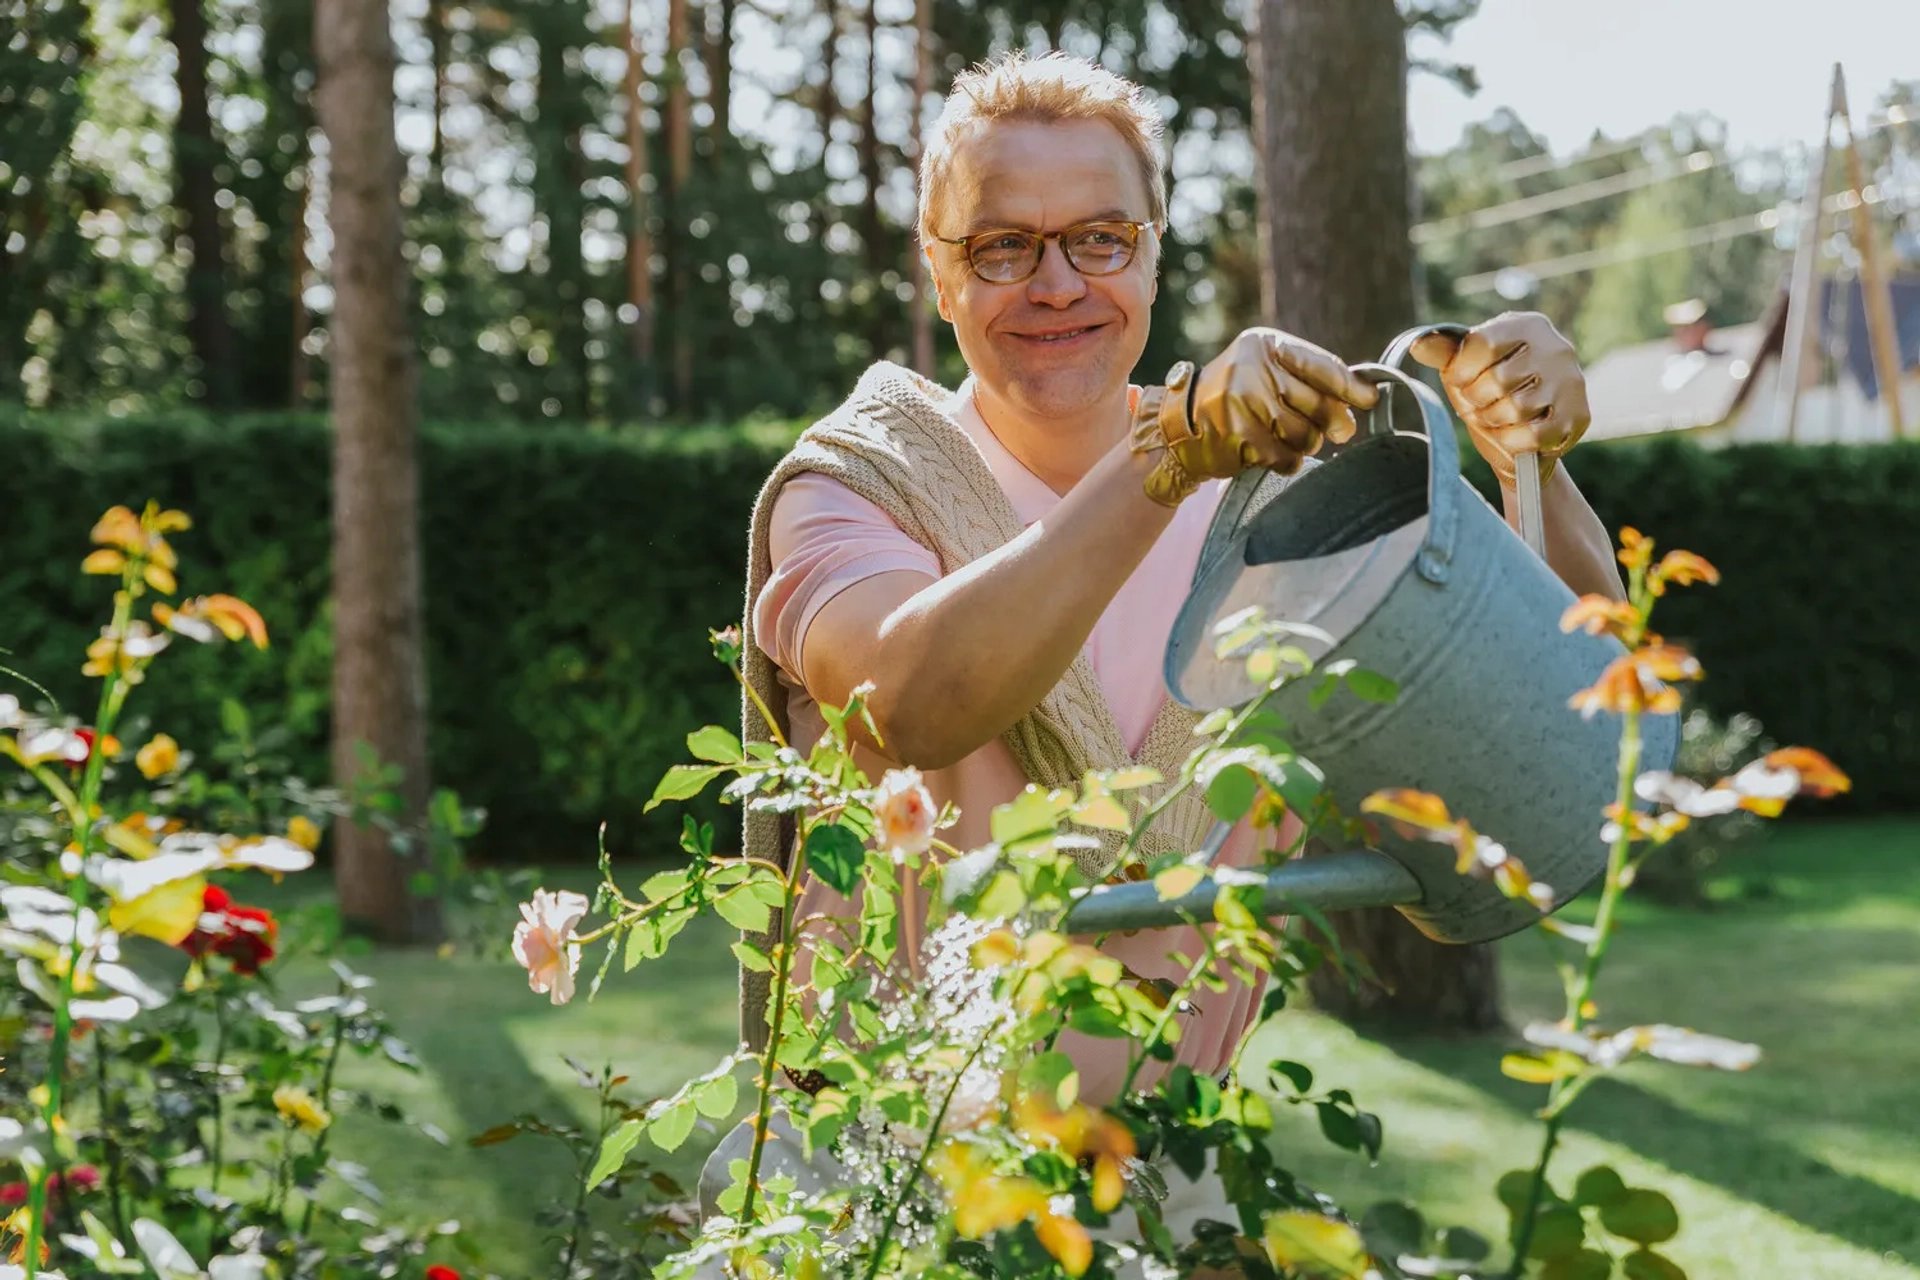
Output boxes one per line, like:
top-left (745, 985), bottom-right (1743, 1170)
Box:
top-left (929, 118), bottom-right (1158, 422)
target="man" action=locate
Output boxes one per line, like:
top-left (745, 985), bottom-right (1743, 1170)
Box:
top-left (721, 50), bottom-right (1622, 1270)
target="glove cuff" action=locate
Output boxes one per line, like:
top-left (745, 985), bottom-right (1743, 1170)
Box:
top-left (1129, 361), bottom-right (1198, 507)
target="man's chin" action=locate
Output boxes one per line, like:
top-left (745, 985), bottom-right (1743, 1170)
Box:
top-left (1001, 362), bottom-right (1125, 420)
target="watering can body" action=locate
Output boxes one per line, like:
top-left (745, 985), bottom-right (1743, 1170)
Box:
top-left (1164, 335), bottom-right (1677, 944)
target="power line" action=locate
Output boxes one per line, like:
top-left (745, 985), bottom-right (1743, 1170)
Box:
top-left (1452, 182), bottom-right (1917, 296)
top-left (1414, 151), bottom-right (1720, 244)
top-left (1494, 132), bottom-right (1654, 182)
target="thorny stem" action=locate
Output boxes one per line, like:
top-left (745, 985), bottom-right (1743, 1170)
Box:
top-left (208, 994), bottom-right (230, 1198)
top-left (23, 578), bottom-right (135, 1276)
top-left (560, 1078), bottom-right (613, 1279)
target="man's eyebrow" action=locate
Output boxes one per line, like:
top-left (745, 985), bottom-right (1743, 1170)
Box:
top-left (957, 208), bottom-right (1141, 235)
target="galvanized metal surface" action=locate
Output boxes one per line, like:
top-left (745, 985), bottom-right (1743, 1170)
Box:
top-left (1063, 851), bottom-right (1422, 934)
top-left (1165, 332), bottom-right (1677, 947)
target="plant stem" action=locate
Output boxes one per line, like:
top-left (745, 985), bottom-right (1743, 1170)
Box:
top-left (297, 991), bottom-right (352, 1236)
top-left (94, 1038), bottom-right (129, 1241)
top-left (21, 581), bottom-right (135, 1276)
top-left (1117, 936), bottom-right (1219, 1099)
top-left (208, 994), bottom-right (230, 1198)
top-left (1508, 701), bottom-right (1644, 1276)
top-left (559, 1082), bottom-right (611, 1279)
top-left (737, 835), bottom-right (806, 1225)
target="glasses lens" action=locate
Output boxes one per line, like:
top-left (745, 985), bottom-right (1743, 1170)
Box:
top-left (969, 231), bottom-right (1041, 282)
top-left (1064, 223), bottom-right (1138, 276)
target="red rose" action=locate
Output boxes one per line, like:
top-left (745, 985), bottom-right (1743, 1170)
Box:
top-left (177, 885), bottom-right (278, 975)
top-left (425, 1267), bottom-right (461, 1280)
top-left (0, 1181), bottom-right (26, 1207)
top-left (62, 1166), bottom-right (101, 1192)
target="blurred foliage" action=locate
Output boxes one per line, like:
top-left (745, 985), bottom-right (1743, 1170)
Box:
top-left (3, 412), bottom-right (1914, 866)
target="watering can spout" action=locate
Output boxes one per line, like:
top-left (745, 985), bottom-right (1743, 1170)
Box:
top-left (1166, 326), bottom-right (1677, 945)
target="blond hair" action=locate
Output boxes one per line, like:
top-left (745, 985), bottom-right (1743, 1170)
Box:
top-left (916, 51), bottom-right (1168, 244)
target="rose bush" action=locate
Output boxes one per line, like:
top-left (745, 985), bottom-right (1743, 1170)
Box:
top-left (0, 506), bottom-right (475, 1280)
top-left (508, 527), bottom-right (1847, 1280)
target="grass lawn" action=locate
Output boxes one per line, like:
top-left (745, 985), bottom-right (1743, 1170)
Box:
top-left (293, 817), bottom-right (1920, 1278)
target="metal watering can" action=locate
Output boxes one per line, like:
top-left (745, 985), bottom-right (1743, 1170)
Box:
top-left (1136, 324), bottom-right (1679, 944)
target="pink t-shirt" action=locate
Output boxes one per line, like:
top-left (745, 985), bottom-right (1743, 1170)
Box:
top-left (753, 381), bottom-right (1270, 1105)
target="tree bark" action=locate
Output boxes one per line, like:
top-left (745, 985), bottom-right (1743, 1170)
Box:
top-left (315, 0), bottom-right (442, 944)
top-left (812, 0), bottom-right (842, 244)
top-left (624, 0), bottom-right (657, 415)
top-left (666, 0), bottom-right (695, 413)
top-left (859, 0), bottom-right (889, 358)
top-left (906, 0), bottom-right (934, 377)
top-left (532, 2), bottom-right (590, 418)
top-left (1249, 0), bottom-right (1501, 1031)
top-left (704, 0), bottom-right (735, 153)
top-left (168, 0), bottom-right (240, 408)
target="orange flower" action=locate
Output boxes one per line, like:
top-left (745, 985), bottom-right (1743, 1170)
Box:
top-left (1648, 549), bottom-right (1719, 595)
top-left (1012, 1094), bottom-right (1136, 1213)
top-left (1616, 526), bottom-right (1654, 574)
top-left (930, 1141), bottom-right (1095, 1276)
top-left (873, 767), bottom-right (936, 860)
top-left (1756, 747), bottom-right (1850, 798)
top-left (1559, 595), bottom-right (1640, 641)
top-left (154, 594), bottom-right (269, 649)
top-left (1568, 646), bottom-right (1700, 719)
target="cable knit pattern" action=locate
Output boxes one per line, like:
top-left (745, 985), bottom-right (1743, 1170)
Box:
top-left (738, 361), bottom-right (1218, 1050)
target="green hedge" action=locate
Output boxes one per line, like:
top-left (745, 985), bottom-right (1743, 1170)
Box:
top-left (1, 415), bottom-right (1912, 864)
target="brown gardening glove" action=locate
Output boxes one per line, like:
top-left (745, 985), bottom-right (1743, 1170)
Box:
top-left (1410, 311), bottom-right (1591, 486)
top-left (1130, 328), bottom-right (1381, 508)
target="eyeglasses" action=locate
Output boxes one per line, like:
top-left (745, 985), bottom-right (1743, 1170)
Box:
top-left (931, 219), bottom-right (1153, 284)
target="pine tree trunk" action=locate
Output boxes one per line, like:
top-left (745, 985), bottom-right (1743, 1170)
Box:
top-left (624, 0), bottom-right (656, 416)
top-left (906, 0), bottom-right (934, 377)
top-left (168, 0), bottom-right (240, 408)
top-left (666, 0), bottom-right (695, 413)
top-left (533, 3), bottom-right (589, 418)
top-left (315, 0), bottom-right (442, 945)
top-left (1249, 0), bottom-right (1501, 1032)
top-left (812, 0), bottom-right (841, 245)
top-left (705, 0), bottom-right (734, 152)
top-left (859, 0), bottom-right (888, 358)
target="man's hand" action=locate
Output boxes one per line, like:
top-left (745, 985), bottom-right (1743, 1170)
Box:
top-left (1130, 328), bottom-right (1381, 507)
top-left (1410, 312), bottom-right (1591, 485)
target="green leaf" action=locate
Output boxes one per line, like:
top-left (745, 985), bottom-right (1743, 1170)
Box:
top-left (687, 725), bottom-right (744, 763)
top-left (1205, 764), bottom-right (1259, 823)
top-left (639, 869), bottom-right (690, 903)
top-left (1316, 1101), bottom-right (1362, 1152)
top-left (1018, 1051), bottom-right (1080, 1110)
top-left (976, 869), bottom-right (1027, 919)
top-left (1262, 1211), bottom-right (1371, 1279)
top-left (1601, 1189), bottom-right (1680, 1244)
top-left (1622, 1249), bottom-right (1689, 1280)
top-left (1574, 1165), bottom-right (1630, 1208)
top-left (648, 1097), bottom-right (699, 1153)
top-left (1359, 1201), bottom-right (1425, 1252)
top-left (731, 939), bottom-right (772, 972)
top-left (1436, 1226), bottom-right (1491, 1262)
top-left (468, 1123), bottom-right (524, 1148)
top-left (692, 1073), bottom-right (738, 1119)
top-left (1497, 1168), bottom-right (1543, 1214)
top-left (1541, 1249), bottom-right (1613, 1280)
top-left (990, 785), bottom-right (1074, 848)
top-left (1268, 1059), bottom-right (1313, 1096)
top-left (586, 1119), bottom-right (645, 1188)
top-left (1104, 765), bottom-right (1163, 790)
top-left (1528, 1204), bottom-right (1588, 1261)
top-left (804, 823), bottom-right (865, 896)
top-left (1344, 668), bottom-right (1400, 704)
top-left (645, 764), bottom-right (725, 812)
top-left (712, 888), bottom-right (773, 932)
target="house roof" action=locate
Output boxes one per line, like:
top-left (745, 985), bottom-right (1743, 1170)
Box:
top-left (1584, 273), bottom-right (1920, 442)
top-left (1583, 322), bottom-right (1768, 442)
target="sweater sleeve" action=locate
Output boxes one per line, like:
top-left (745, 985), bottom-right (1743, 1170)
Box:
top-left (752, 472), bottom-right (941, 680)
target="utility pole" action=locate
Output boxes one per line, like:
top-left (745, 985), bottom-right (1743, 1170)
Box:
top-left (1836, 66), bottom-right (1909, 440)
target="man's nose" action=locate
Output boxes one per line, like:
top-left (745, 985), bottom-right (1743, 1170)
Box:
top-left (1024, 238), bottom-right (1087, 307)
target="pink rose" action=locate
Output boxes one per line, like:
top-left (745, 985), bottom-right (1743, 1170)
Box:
top-left (511, 889), bottom-right (591, 1006)
top-left (874, 768), bottom-right (936, 860)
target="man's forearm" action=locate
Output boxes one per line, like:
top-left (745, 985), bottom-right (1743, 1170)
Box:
top-left (817, 443), bottom-right (1180, 770)
top-left (1499, 465), bottom-right (1625, 602)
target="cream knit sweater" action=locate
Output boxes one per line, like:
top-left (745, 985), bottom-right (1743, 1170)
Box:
top-left (737, 361), bottom-right (1218, 1050)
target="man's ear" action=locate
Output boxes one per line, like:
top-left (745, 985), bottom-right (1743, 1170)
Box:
top-left (927, 246), bottom-right (953, 323)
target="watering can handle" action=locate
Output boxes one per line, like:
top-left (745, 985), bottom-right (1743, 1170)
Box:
top-left (1381, 324), bottom-right (1549, 562)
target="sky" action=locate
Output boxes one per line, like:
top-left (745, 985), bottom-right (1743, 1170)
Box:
top-left (1408, 0), bottom-right (1919, 157)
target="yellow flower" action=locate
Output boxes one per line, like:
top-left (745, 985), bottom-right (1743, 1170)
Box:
top-left (273, 1084), bottom-right (332, 1135)
top-left (108, 873), bottom-right (209, 946)
top-left (153, 595), bottom-right (269, 649)
top-left (91, 505), bottom-right (145, 553)
top-left (136, 734), bottom-right (181, 780)
top-left (287, 815), bottom-right (322, 851)
top-left (82, 548), bottom-right (128, 576)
